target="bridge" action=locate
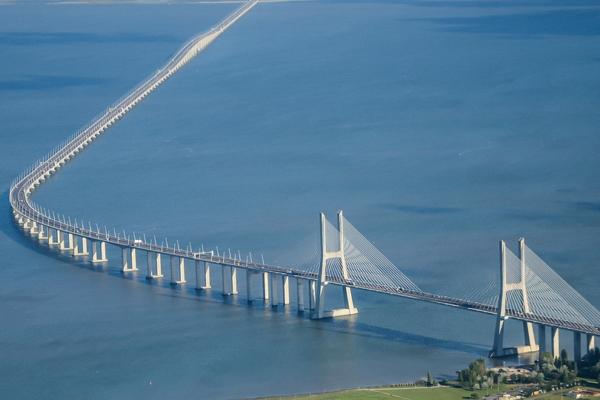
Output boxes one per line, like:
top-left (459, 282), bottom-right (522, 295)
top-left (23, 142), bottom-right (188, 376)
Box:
top-left (8, 0), bottom-right (600, 363)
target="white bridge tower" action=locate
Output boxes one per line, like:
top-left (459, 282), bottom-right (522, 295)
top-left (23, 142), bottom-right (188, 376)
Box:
top-left (490, 238), bottom-right (539, 357)
top-left (313, 211), bottom-right (359, 319)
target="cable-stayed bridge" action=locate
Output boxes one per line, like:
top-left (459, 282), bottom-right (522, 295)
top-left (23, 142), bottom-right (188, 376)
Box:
top-left (8, 0), bottom-right (600, 362)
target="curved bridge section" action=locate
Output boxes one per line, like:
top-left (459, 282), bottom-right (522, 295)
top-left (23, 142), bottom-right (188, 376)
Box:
top-left (8, 0), bottom-right (599, 361)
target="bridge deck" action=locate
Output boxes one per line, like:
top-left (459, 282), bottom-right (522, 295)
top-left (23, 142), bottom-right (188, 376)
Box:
top-left (9, 0), bottom-right (600, 338)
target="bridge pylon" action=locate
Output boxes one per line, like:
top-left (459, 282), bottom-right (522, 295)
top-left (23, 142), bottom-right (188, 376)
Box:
top-left (312, 210), bottom-right (359, 319)
top-left (490, 238), bottom-right (539, 358)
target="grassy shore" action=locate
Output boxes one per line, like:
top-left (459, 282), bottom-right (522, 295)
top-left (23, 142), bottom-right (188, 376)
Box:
top-left (261, 384), bottom-right (512, 400)
top-left (260, 383), bottom-right (599, 400)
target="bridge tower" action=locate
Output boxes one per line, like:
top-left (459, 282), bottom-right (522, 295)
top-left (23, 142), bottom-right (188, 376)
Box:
top-left (490, 238), bottom-right (539, 357)
top-left (313, 211), bottom-right (359, 319)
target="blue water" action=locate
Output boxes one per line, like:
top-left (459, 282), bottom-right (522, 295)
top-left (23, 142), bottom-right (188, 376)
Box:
top-left (1, 1), bottom-right (600, 399)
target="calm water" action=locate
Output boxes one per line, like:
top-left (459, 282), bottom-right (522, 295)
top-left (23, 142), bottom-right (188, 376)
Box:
top-left (1, 1), bottom-right (600, 399)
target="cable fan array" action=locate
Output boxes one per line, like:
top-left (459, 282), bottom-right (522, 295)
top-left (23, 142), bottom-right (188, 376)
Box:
top-left (304, 214), bottom-right (421, 293)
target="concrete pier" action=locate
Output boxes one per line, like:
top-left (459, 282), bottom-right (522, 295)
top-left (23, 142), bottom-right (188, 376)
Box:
top-left (146, 252), bottom-right (163, 278)
top-left (538, 325), bottom-right (547, 359)
top-left (574, 331), bottom-right (581, 361)
top-left (38, 225), bottom-right (48, 240)
top-left (282, 275), bottom-right (290, 305)
top-left (551, 327), bottom-right (560, 358)
top-left (60, 232), bottom-right (74, 251)
top-left (309, 280), bottom-right (317, 312)
top-left (202, 262), bottom-right (211, 289)
top-left (122, 247), bottom-right (138, 272)
top-left (231, 267), bottom-right (238, 295)
top-left (91, 241), bottom-right (108, 263)
top-left (48, 228), bottom-right (59, 245)
top-left (147, 252), bottom-right (154, 279)
top-left (270, 274), bottom-right (279, 306)
top-left (587, 334), bottom-right (596, 353)
top-left (170, 256), bottom-right (185, 284)
top-left (153, 253), bottom-right (163, 277)
top-left (297, 279), bottom-right (305, 311)
top-left (73, 236), bottom-right (88, 256)
top-left (194, 260), bottom-right (202, 288)
top-left (246, 270), bottom-right (254, 302)
top-left (262, 272), bottom-right (269, 300)
top-left (57, 231), bottom-right (65, 249)
top-left (222, 266), bottom-right (227, 294)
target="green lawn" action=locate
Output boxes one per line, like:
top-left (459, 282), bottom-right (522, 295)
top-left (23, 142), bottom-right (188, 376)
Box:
top-left (263, 385), bottom-right (510, 400)
top-left (260, 384), bottom-right (600, 400)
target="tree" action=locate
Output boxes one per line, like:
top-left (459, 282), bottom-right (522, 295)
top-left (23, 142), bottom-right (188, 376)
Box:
top-left (458, 359), bottom-right (487, 389)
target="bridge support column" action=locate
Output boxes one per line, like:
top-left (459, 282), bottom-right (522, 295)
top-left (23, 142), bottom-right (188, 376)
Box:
top-left (147, 252), bottom-right (155, 279)
top-left (538, 325), bottom-right (547, 359)
top-left (202, 262), bottom-right (211, 289)
top-left (313, 211), bottom-right (358, 319)
top-left (282, 276), bottom-right (290, 305)
top-left (60, 232), bottom-right (73, 251)
top-left (297, 279), bottom-right (305, 312)
top-left (587, 334), bottom-right (596, 354)
top-left (490, 239), bottom-right (538, 357)
top-left (122, 247), bottom-right (138, 272)
top-left (152, 253), bottom-right (163, 277)
top-left (91, 241), bottom-right (107, 263)
top-left (262, 272), bottom-right (269, 301)
top-left (246, 271), bottom-right (254, 303)
top-left (170, 256), bottom-right (185, 284)
top-left (100, 242), bottom-right (107, 262)
top-left (38, 225), bottom-right (48, 241)
top-left (231, 267), bottom-right (238, 295)
top-left (73, 236), bottom-right (89, 256)
top-left (48, 228), bottom-right (58, 245)
top-left (131, 248), bottom-right (138, 270)
top-left (551, 327), bottom-right (560, 359)
top-left (194, 260), bottom-right (202, 288)
top-left (574, 332), bottom-right (582, 362)
top-left (222, 266), bottom-right (227, 294)
top-left (58, 231), bottom-right (65, 249)
top-left (270, 274), bottom-right (279, 306)
top-left (309, 280), bottom-right (316, 312)
top-left (30, 221), bottom-right (39, 235)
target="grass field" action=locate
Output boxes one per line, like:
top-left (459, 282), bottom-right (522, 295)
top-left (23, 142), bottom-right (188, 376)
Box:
top-left (261, 384), bottom-right (598, 400)
top-left (262, 385), bottom-right (511, 400)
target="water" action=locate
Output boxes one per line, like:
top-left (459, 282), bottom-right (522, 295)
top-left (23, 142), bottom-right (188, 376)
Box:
top-left (1, 1), bottom-right (600, 399)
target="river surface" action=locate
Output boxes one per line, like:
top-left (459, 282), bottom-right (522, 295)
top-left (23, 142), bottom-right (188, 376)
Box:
top-left (1, 1), bottom-right (599, 399)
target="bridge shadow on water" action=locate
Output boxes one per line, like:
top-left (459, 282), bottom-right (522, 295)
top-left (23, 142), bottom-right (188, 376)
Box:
top-left (2, 191), bottom-right (490, 357)
top-left (313, 318), bottom-right (489, 357)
